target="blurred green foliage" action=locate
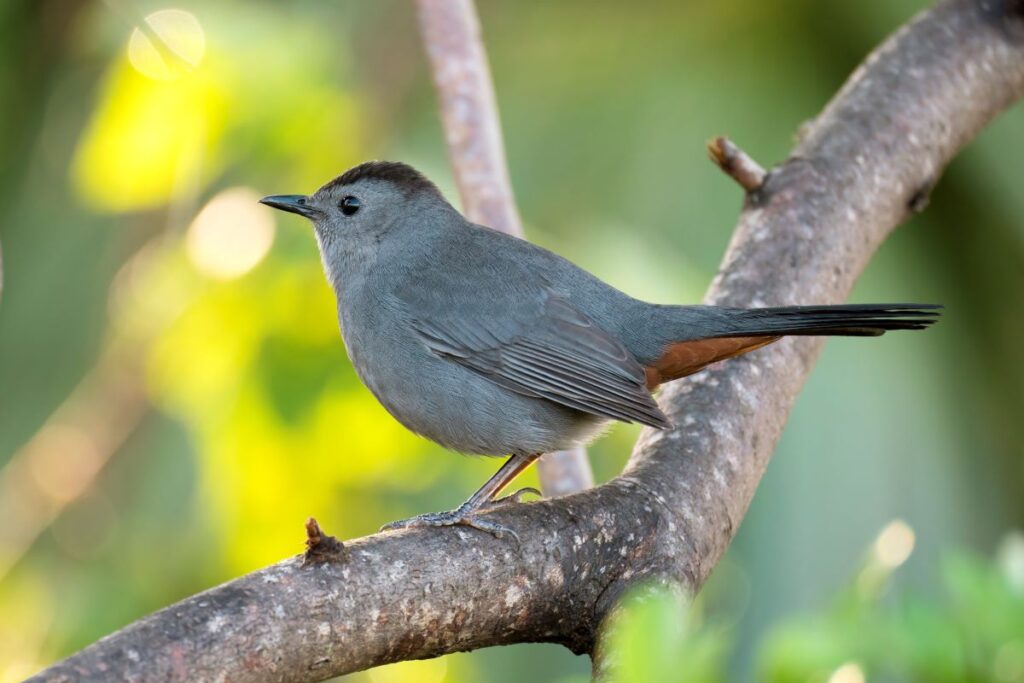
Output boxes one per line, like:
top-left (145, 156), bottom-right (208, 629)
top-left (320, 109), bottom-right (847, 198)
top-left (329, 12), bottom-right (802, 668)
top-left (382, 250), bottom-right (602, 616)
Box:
top-left (603, 533), bottom-right (1024, 683)
top-left (602, 584), bottom-right (728, 683)
top-left (0, 0), bottom-right (1022, 681)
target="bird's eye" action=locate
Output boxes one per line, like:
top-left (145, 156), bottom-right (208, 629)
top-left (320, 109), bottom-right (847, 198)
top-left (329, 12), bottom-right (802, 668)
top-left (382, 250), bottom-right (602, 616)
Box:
top-left (340, 195), bottom-right (361, 216)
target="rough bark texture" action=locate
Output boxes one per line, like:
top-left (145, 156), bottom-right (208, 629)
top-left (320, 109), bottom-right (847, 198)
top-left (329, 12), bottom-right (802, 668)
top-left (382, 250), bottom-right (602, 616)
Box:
top-left (414, 0), bottom-right (594, 496)
top-left (29, 0), bottom-right (1024, 681)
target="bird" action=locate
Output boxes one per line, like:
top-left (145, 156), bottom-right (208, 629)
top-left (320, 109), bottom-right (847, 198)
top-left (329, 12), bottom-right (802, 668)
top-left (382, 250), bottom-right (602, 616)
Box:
top-left (260, 160), bottom-right (940, 539)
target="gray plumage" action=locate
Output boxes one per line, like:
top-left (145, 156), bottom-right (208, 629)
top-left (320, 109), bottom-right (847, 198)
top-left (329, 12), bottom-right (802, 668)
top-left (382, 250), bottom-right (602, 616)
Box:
top-left (261, 161), bottom-right (940, 458)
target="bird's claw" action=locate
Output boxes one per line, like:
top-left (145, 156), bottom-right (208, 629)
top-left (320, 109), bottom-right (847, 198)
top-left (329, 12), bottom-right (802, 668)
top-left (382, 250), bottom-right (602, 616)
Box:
top-left (380, 507), bottom-right (520, 543)
top-left (482, 486), bottom-right (542, 510)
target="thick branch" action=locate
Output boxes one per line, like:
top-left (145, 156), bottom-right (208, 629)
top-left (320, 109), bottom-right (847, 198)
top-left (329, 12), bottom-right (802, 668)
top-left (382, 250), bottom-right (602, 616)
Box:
top-left (414, 0), bottom-right (593, 496)
top-left (618, 0), bottom-right (1024, 595)
top-left (29, 1), bottom-right (1024, 681)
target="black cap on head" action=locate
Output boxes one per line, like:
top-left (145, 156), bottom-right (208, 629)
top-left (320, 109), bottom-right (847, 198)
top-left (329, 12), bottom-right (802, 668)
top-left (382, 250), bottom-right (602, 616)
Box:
top-left (320, 161), bottom-right (441, 197)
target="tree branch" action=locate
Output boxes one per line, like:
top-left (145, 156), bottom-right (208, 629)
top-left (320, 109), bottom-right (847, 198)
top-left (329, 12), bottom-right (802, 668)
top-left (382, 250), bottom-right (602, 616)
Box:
top-left (29, 0), bottom-right (1024, 681)
top-left (414, 0), bottom-right (519, 236)
top-left (707, 136), bottom-right (766, 192)
top-left (414, 0), bottom-right (594, 496)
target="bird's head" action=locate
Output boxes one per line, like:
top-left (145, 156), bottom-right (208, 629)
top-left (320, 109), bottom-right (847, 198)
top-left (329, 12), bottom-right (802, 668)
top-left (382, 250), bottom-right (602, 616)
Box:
top-left (260, 161), bottom-right (452, 257)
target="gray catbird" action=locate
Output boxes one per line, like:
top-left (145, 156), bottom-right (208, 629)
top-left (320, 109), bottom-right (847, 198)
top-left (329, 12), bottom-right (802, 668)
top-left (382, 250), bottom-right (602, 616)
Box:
top-left (261, 160), bottom-right (940, 538)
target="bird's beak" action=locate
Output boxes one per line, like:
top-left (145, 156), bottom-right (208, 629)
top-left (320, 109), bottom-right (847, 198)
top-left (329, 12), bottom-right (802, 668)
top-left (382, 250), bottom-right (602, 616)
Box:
top-left (259, 194), bottom-right (319, 219)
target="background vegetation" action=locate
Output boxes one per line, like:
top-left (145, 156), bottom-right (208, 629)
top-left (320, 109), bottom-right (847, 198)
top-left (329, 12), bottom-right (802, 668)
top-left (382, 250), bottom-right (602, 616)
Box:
top-left (0, 1), bottom-right (1021, 681)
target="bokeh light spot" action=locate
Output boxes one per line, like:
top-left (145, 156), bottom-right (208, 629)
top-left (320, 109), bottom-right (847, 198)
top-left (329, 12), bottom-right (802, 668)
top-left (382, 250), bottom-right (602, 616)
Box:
top-left (187, 187), bottom-right (275, 279)
top-left (873, 519), bottom-right (915, 569)
top-left (26, 425), bottom-right (102, 503)
top-left (128, 9), bottom-right (205, 81)
top-left (51, 494), bottom-right (118, 560)
top-left (828, 662), bottom-right (866, 683)
top-left (998, 530), bottom-right (1024, 594)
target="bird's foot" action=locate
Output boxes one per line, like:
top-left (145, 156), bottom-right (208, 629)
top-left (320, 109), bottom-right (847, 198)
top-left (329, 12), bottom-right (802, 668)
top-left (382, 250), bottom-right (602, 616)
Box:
top-left (381, 506), bottom-right (519, 541)
top-left (379, 493), bottom-right (538, 542)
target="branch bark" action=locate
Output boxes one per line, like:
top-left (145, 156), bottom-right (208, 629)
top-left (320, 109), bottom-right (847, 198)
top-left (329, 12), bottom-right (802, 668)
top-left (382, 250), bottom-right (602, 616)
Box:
top-left (414, 0), bottom-right (594, 496)
top-left (29, 0), bottom-right (1024, 681)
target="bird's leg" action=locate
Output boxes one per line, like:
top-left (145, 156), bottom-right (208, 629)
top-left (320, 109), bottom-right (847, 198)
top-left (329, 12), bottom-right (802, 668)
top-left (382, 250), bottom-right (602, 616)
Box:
top-left (380, 452), bottom-right (542, 540)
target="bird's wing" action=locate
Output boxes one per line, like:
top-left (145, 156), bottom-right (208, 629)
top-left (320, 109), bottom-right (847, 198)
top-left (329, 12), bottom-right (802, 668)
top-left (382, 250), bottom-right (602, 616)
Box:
top-left (409, 288), bottom-right (669, 429)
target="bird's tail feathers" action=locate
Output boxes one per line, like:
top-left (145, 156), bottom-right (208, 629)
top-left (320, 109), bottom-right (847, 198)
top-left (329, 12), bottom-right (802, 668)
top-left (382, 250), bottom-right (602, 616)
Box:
top-left (712, 303), bottom-right (942, 337)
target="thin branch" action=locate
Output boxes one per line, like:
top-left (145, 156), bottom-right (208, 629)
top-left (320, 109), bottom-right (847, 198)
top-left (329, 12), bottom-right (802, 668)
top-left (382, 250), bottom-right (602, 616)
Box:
top-left (414, 0), bottom-right (594, 496)
top-left (536, 447), bottom-right (594, 497)
top-left (707, 136), bottom-right (766, 192)
top-left (0, 344), bottom-right (146, 581)
top-left (414, 0), bottom-right (520, 235)
top-left (28, 1), bottom-right (1024, 681)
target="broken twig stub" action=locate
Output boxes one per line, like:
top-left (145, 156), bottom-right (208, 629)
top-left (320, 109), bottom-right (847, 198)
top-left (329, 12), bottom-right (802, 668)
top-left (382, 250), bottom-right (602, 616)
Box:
top-left (707, 136), bottom-right (767, 192)
top-left (303, 517), bottom-right (345, 566)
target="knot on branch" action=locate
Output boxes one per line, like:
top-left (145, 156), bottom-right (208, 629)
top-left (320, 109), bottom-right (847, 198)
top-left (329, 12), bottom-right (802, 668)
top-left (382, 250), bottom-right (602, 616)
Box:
top-left (1002, 0), bottom-right (1024, 20)
top-left (983, 0), bottom-right (1024, 42)
top-left (907, 178), bottom-right (936, 213)
top-left (302, 517), bottom-right (346, 566)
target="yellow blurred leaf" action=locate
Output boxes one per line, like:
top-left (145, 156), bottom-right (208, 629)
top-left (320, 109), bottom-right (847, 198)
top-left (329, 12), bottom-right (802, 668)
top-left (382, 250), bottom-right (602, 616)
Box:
top-left (72, 59), bottom-right (225, 212)
top-left (368, 658), bottom-right (448, 683)
top-left (0, 572), bottom-right (53, 683)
